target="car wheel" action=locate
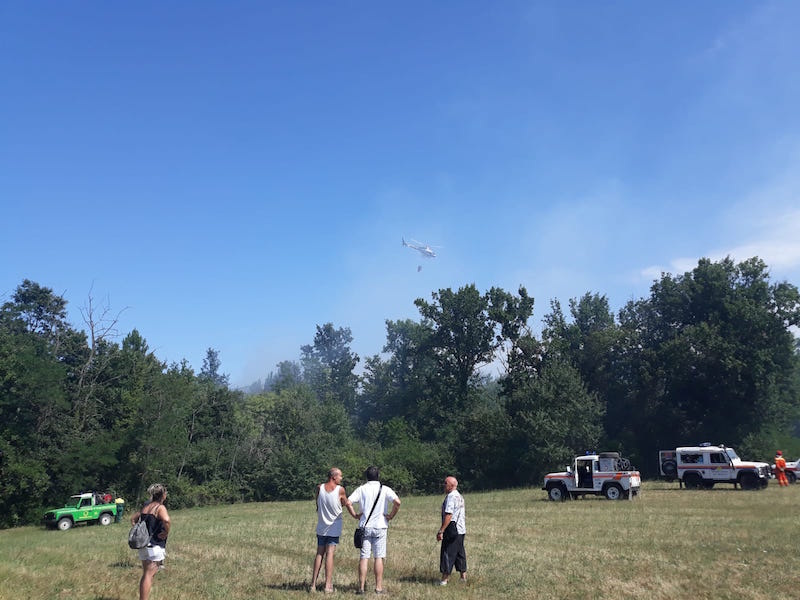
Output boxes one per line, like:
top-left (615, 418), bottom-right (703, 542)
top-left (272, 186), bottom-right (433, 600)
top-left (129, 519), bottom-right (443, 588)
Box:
top-left (661, 460), bottom-right (677, 479)
top-left (683, 473), bottom-right (702, 490)
top-left (702, 480), bottom-right (715, 489)
top-left (57, 517), bottom-right (72, 531)
top-left (99, 513), bottom-right (113, 526)
top-left (547, 484), bottom-right (567, 502)
top-left (739, 472), bottom-right (759, 490)
top-left (604, 483), bottom-right (623, 500)
top-left (788, 472), bottom-right (797, 485)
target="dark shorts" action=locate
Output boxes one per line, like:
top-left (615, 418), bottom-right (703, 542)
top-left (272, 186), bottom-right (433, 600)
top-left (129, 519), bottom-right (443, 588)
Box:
top-left (317, 535), bottom-right (340, 547)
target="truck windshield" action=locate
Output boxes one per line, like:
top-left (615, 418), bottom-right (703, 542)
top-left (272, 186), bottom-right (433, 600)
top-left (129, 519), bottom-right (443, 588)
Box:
top-left (725, 448), bottom-right (740, 461)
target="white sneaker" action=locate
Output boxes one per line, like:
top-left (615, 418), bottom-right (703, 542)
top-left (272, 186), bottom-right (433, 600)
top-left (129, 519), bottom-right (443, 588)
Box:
top-left (438, 581), bottom-right (448, 586)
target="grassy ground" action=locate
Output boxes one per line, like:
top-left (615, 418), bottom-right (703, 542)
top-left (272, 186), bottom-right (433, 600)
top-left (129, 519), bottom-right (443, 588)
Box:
top-left (1, 481), bottom-right (798, 599)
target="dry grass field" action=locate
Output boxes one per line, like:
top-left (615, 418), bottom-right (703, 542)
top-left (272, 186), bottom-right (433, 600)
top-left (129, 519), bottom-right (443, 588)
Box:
top-left (1, 481), bottom-right (799, 600)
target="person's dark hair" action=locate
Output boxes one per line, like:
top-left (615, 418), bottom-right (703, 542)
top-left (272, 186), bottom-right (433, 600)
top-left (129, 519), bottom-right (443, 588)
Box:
top-left (365, 466), bottom-right (380, 481)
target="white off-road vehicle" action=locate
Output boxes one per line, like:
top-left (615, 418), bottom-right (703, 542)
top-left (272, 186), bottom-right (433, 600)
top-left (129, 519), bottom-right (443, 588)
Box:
top-left (542, 452), bottom-right (641, 501)
top-left (658, 443), bottom-right (770, 490)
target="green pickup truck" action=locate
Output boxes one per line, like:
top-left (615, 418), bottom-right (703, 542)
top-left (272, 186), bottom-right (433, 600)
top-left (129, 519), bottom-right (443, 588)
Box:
top-left (43, 492), bottom-right (119, 531)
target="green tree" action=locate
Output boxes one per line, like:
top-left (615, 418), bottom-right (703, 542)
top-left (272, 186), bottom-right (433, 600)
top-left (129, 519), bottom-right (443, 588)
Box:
top-left (359, 318), bottom-right (437, 429)
top-left (451, 383), bottom-right (516, 489)
top-left (301, 324), bottom-right (360, 412)
top-left (614, 257), bottom-right (800, 472)
top-left (506, 359), bottom-right (605, 484)
top-left (414, 285), bottom-right (496, 408)
top-left (364, 417), bottom-right (452, 494)
top-left (487, 286), bottom-right (539, 402)
top-left (172, 349), bottom-right (244, 495)
top-left (540, 294), bottom-right (619, 386)
top-left (112, 330), bottom-right (173, 498)
top-left (2, 279), bottom-right (69, 345)
top-left (0, 319), bottom-right (68, 525)
top-left (253, 386), bottom-right (355, 500)
top-left (200, 347), bottom-right (229, 388)
top-left (265, 360), bottom-right (303, 393)
top-left (0, 281), bottom-right (77, 524)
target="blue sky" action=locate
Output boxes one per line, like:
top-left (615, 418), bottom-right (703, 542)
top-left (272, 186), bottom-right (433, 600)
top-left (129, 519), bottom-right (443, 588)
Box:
top-left (2, 2), bottom-right (800, 387)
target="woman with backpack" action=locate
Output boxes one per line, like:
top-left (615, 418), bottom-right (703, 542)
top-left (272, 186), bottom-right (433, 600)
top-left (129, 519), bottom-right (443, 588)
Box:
top-left (130, 483), bottom-right (171, 600)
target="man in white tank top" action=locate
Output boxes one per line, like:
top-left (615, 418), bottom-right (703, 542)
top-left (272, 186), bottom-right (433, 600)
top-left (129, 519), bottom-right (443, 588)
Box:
top-left (311, 467), bottom-right (358, 593)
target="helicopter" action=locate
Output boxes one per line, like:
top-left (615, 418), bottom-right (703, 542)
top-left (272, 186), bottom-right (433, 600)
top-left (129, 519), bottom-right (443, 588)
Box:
top-left (402, 237), bottom-right (437, 258)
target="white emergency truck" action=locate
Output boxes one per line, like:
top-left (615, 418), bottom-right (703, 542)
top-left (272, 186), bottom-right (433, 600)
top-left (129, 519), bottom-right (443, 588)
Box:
top-left (658, 443), bottom-right (770, 490)
top-left (542, 452), bottom-right (641, 501)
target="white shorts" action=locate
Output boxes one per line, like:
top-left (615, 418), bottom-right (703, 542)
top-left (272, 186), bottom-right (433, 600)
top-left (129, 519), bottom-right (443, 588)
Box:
top-left (138, 545), bottom-right (166, 562)
top-left (360, 527), bottom-right (387, 559)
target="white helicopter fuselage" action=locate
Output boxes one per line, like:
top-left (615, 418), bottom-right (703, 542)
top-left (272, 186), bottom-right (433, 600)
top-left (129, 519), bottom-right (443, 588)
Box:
top-left (402, 238), bottom-right (436, 258)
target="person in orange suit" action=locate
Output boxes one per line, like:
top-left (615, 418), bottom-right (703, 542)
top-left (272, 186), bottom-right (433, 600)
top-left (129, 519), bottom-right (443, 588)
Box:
top-left (775, 451), bottom-right (789, 487)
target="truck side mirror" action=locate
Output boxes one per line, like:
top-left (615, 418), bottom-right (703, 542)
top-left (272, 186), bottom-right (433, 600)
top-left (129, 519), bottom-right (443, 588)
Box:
top-left (566, 466), bottom-right (572, 474)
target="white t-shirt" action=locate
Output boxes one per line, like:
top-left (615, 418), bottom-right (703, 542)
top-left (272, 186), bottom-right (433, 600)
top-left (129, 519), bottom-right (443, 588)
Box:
top-left (348, 481), bottom-right (398, 529)
top-left (442, 489), bottom-right (466, 535)
top-left (316, 484), bottom-right (343, 536)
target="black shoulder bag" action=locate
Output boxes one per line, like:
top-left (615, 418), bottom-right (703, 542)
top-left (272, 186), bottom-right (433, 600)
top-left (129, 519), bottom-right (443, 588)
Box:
top-left (353, 484), bottom-right (382, 549)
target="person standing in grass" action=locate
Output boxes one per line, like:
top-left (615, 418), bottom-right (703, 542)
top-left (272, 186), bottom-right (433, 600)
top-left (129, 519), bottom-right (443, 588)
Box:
top-left (115, 495), bottom-right (126, 522)
top-left (348, 466), bottom-right (401, 595)
top-left (311, 467), bottom-right (359, 593)
top-left (130, 483), bottom-right (171, 600)
top-left (436, 476), bottom-right (467, 586)
top-left (775, 451), bottom-right (789, 486)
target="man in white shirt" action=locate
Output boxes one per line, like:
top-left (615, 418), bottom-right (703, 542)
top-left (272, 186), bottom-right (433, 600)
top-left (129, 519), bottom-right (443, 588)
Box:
top-left (435, 476), bottom-right (467, 585)
top-left (348, 466), bottom-right (401, 594)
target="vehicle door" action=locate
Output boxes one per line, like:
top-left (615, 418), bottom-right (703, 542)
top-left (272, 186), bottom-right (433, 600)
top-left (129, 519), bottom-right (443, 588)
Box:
top-left (576, 458), bottom-right (593, 489)
top-left (708, 451), bottom-right (734, 482)
top-left (591, 459), bottom-right (604, 492)
top-left (78, 497), bottom-right (93, 521)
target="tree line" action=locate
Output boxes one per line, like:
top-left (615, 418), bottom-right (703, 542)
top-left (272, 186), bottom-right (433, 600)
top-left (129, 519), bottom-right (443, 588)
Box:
top-left (1, 256), bottom-right (799, 528)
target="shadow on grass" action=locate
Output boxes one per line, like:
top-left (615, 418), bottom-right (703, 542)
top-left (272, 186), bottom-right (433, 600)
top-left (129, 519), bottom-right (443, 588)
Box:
top-left (109, 560), bottom-right (134, 568)
top-left (397, 576), bottom-right (440, 586)
top-left (265, 581), bottom-right (318, 592)
top-left (91, 596), bottom-right (121, 600)
top-left (651, 487), bottom-right (757, 493)
top-left (397, 569), bottom-right (440, 585)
